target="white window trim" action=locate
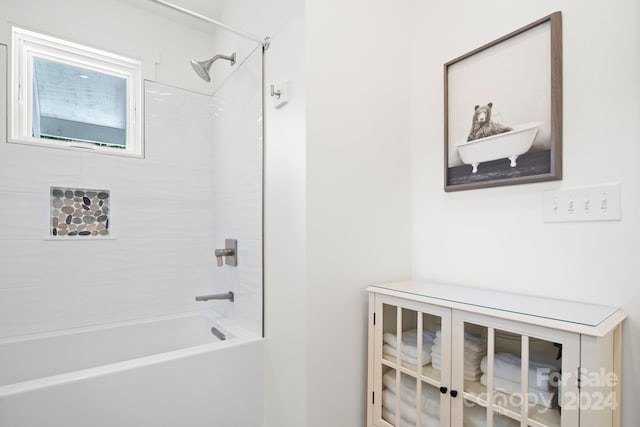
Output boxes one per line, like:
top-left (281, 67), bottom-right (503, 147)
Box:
top-left (9, 27), bottom-right (143, 158)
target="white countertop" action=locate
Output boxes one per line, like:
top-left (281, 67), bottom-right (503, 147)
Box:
top-left (368, 280), bottom-right (626, 336)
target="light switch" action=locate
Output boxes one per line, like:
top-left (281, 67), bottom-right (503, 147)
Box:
top-left (543, 183), bottom-right (621, 222)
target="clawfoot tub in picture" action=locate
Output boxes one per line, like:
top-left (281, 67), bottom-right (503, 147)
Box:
top-left (456, 122), bottom-right (543, 173)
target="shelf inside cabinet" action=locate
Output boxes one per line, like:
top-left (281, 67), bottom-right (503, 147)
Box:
top-left (420, 364), bottom-right (441, 386)
top-left (462, 381), bottom-right (488, 406)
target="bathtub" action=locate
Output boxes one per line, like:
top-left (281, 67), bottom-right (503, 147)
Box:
top-left (456, 121), bottom-right (543, 173)
top-left (0, 312), bottom-right (264, 427)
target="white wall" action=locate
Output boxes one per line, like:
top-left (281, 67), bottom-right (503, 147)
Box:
top-left (305, 0), bottom-right (413, 425)
top-left (262, 11), bottom-right (308, 427)
top-left (411, 1), bottom-right (640, 426)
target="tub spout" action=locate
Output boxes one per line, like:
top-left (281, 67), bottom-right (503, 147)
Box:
top-left (195, 291), bottom-right (234, 302)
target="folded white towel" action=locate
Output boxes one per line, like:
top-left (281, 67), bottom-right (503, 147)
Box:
top-left (434, 333), bottom-right (487, 354)
top-left (382, 370), bottom-right (440, 417)
top-left (480, 374), bottom-right (555, 409)
top-left (431, 353), bottom-right (440, 365)
top-left (430, 343), bottom-right (485, 363)
top-left (384, 329), bottom-right (436, 349)
top-left (384, 330), bottom-right (435, 362)
top-left (431, 344), bottom-right (482, 367)
top-left (464, 372), bottom-right (481, 382)
top-left (463, 352), bottom-right (485, 364)
top-left (402, 329), bottom-right (437, 345)
top-left (384, 344), bottom-right (431, 366)
top-left (382, 389), bottom-right (440, 427)
top-left (465, 360), bottom-right (482, 371)
top-left (462, 332), bottom-right (487, 352)
top-left (480, 353), bottom-right (558, 390)
top-left (432, 358), bottom-right (440, 370)
top-left (463, 366), bottom-right (482, 376)
top-left (383, 332), bottom-right (398, 348)
top-left (431, 358), bottom-right (480, 381)
top-left (403, 342), bottom-right (434, 360)
top-left (431, 353), bottom-right (481, 374)
top-left (431, 343), bottom-right (442, 358)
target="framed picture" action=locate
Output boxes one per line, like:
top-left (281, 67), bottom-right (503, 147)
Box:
top-left (444, 12), bottom-right (562, 192)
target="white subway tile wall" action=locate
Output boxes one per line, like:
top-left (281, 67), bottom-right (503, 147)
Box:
top-left (0, 45), bottom-right (263, 338)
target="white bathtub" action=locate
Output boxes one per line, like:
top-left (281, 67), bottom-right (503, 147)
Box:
top-left (456, 121), bottom-right (543, 173)
top-left (0, 312), bottom-right (264, 427)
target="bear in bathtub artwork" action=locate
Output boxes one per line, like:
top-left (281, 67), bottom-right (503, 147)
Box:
top-left (467, 102), bottom-right (513, 142)
top-left (455, 102), bottom-right (543, 175)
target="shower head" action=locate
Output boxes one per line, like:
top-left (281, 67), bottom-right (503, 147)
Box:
top-left (190, 53), bottom-right (236, 82)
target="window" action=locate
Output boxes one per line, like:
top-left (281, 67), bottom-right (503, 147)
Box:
top-left (10, 27), bottom-right (143, 157)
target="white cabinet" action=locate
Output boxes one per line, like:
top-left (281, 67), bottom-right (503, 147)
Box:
top-left (367, 281), bottom-right (625, 427)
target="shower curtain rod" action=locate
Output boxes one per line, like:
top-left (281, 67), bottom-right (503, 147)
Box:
top-left (149, 0), bottom-right (270, 49)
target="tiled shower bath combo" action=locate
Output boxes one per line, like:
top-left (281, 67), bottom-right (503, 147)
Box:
top-left (0, 3), bottom-right (266, 422)
top-left (1, 48), bottom-right (265, 426)
top-left (50, 187), bottom-right (110, 237)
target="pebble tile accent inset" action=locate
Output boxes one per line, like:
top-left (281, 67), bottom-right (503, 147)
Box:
top-left (50, 187), bottom-right (110, 238)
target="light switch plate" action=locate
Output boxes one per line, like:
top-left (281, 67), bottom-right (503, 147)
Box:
top-left (543, 183), bottom-right (621, 222)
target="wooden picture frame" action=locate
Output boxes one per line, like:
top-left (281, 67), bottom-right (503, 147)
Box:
top-left (444, 12), bottom-right (562, 192)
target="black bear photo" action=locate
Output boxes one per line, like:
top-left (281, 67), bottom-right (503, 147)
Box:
top-left (467, 102), bottom-right (513, 142)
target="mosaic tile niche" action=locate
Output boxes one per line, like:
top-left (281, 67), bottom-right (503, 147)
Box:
top-left (50, 187), bottom-right (110, 238)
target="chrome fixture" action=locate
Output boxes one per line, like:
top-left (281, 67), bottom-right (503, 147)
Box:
top-left (215, 239), bottom-right (237, 267)
top-left (195, 291), bottom-right (234, 302)
top-left (210, 327), bottom-right (226, 341)
top-left (190, 53), bottom-right (236, 82)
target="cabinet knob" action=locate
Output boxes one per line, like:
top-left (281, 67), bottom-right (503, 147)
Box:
top-left (439, 386), bottom-right (447, 394)
top-left (450, 390), bottom-right (458, 398)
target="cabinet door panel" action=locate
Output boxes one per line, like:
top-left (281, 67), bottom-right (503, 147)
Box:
top-left (373, 295), bottom-right (451, 426)
top-left (452, 311), bottom-right (579, 427)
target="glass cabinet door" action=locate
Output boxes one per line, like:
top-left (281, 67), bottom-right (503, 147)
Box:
top-left (374, 297), bottom-right (452, 427)
top-left (452, 311), bottom-right (579, 427)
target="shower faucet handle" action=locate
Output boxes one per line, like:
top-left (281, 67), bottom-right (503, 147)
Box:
top-left (215, 239), bottom-right (237, 267)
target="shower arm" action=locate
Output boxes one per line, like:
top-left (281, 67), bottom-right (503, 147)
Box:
top-left (208, 54), bottom-right (236, 66)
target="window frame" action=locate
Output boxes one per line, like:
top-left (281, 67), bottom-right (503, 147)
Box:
top-left (9, 27), bottom-right (143, 157)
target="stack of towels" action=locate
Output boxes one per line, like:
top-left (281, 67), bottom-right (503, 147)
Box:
top-left (480, 353), bottom-right (560, 409)
top-left (383, 329), bottom-right (437, 369)
top-left (381, 369), bottom-right (440, 427)
top-left (431, 332), bottom-right (486, 381)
